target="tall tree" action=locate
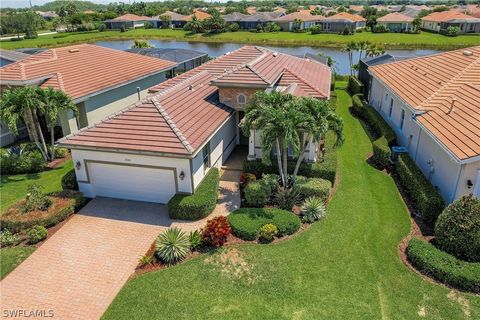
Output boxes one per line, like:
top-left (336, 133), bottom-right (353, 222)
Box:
top-left (342, 41), bottom-right (358, 76)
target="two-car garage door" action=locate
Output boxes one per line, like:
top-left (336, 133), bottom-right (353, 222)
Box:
top-left (88, 162), bottom-right (176, 204)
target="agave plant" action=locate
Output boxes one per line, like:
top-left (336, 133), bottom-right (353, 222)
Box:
top-left (155, 227), bottom-right (190, 264)
top-left (189, 230), bottom-right (202, 250)
top-left (301, 197), bottom-right (326, 223)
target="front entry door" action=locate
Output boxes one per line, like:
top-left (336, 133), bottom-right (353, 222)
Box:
top-left (238, 111), bottom-right (249, 145)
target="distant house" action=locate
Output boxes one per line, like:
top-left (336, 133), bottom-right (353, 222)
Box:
top-left (377, 12), bottom-right (414, 32)
top-left (186, 11), bottom-right (211, 21)
top-left (421, 11), bottom-right (480, 34)
top-left (0, 44), bottom-right (176, 143)
top-left (239, 12), bottom-right (283, 29)
top-left (274, 11), bottom-right (323, 31)
top-left (125, 48), bottom-right (208, 74)
top-left (58, 46), bottom-right (332, 204)
top-left (223, 12), bottom-right (250, 25)
top-left (368, 47), bottom-right (480, 203)
top-left (36, 11), bottom-right (58, 20)
top-left (104, 14), bottom-right (152, 30)
top-left (151, 11), bottom-right (188, 28)
top-left (321, 12), bottom-right (366, 33)
top-left (0, 49), bottom-right (29, 67)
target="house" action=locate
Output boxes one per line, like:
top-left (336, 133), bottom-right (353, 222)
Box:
top-left (421, 11), bottom-right (480, 34)
top-left (36, 11), bottom-right (58, 20)
top-left (223, 12), bottom-right (250, 25)
top-left (104, 14), bottom-right (152, 30)
top-left (274, 11), bottom-right (324, 31)
top-left (321, 12), bottom-right (366, 33)
top-left (58, 46), bottom-right (331, 204)
top-left (0, 44), bottom-right (176, 142)
top-left (376, 12), bottom-right (414, 32)
top-left (125, 48), bottom-right (208, 74)
top-left (0, 49), bottom-right (29, 67)
top-left (185, 11), bottom-right (211, 21)
top-left (151, 11), bottom-right (188, 28)
top-left (368, 47), bottom-right (480, 203)
top-left (239, 12), bottom-right (283, 29)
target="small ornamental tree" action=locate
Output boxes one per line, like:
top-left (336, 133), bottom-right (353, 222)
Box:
top-left (434, 194), bottom-right (480, 262)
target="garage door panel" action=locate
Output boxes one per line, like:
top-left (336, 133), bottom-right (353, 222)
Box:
top-left (88, 162), bottom-right (176, 203)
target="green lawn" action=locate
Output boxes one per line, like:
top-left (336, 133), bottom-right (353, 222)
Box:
top-left (1, 29), bottom-right (478, 50)
top-left (0, 246), bottom-right (36, 279)
top-left (0, 160), bottom-right (73, 212)
top-left (102, 84), bottom-right (480, 320)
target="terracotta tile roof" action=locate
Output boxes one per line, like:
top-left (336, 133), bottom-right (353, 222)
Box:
top-left (275, 11), bottom-right (324, 22)
top-left (370, 46), bottom-right (480, 161)
top-left (325, 12), bottom-right (366, 22)
top-left (0, 44), bottom-right (176, 101)
top-left (60, 46), bottom-right (331, 155)
top-left (108, 14), bottom-right (151, 21)
top-left (421, 10), bottom-right (479, 22)
top-left (377, 12), bottom-right (414, 23)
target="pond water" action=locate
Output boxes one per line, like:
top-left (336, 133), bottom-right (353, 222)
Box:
top-left (95, 39), bottom-right (441, 75)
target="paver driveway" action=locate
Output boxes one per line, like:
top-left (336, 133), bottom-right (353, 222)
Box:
top-left (0, 188), bottom-right (240, 320)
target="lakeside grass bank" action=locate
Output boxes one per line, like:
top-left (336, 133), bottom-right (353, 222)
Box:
top-left (1, 29), bottom-right (479, 50)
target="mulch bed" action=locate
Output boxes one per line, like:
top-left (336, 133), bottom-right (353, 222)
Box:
top-left (47, 155), bottom-right (71, 169)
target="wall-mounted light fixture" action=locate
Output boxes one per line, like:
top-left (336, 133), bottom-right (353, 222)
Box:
top-left (179, 171), bottom-right (185, 180)
top-left (75, 161), bottom-right (81, 170)
top-left (467, 180), bottom-right (473, 189)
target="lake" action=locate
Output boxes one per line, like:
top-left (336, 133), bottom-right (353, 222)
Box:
top-left (95, 39), bottom-right (441, 75)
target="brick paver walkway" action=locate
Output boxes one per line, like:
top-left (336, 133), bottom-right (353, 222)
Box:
top-left (0, 181), bottom-right (240, 320)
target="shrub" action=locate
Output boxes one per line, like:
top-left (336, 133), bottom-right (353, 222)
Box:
top-left (138, 255), bottom-right (155, 266)
top-left (264, 22), bottom-right (281, 32)
top-left (61, 169), bottom-right (78, 191)
top-left (155, 227), bottom-right (190, 264)
top-left (76, 23), bottom-right (96, 32)
top-left (1, 190), bottom-right (85, 233)
top-left (228, 208), bottom-right (301, 240)
top-left (228, 23), bottom-right (239, 32)
top-left (295, 177), bottom-right (332, 202)
top-left (301, 197), bottom-right (326, 223)
top-left (445, 26), bottom-right (460, 37)
top-left (189, 230), bottom-right (202, 250)
top-left (435, 195), bottom-right (480, 262)
top-left (0, 149), bottom-right (46, 175)
top-left (21, 184), bottom-right (52, 213)
top-left (201, 216), bottom-right (231, 247)
top-left (144, 21), bottom-right (154, 29)
top-left (259, 224), bottom-right (278, 243)
top-left (372, 24), bottom-right (389, 33)
top-left (274, 188), bottom-right (300, 211)
top-left (342, 26), bottom-right (352, 35)
top-left (372, 136), bottom-right (391, 168)
top-left (406, 238), bottom-right (480, 293)
top-left (50, 147), bottom-right (69, 158)
top-left (244, 180), bottom-right (271, 207)
top-left (261, 174), bottom-right (280, 193)
top-left (239, 172), bottom-right (256, 185)
top-left (310, 25), bottom-right (322, 34)
top-left (395, 154), bottom-right (445, 223)
top-left (26, 225), bottom-right (48, 244)
top-left (0, 230), bottom-right (20, 247)
top-left (348, 76), bottom-right (364, 96)
top-left (168, 168), bottom-right (219, 220)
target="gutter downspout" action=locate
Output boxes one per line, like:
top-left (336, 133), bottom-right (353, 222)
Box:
top-left (451, 164), bottom-right (464, 203)
top-left (414, 126), bottom-right (422, 161)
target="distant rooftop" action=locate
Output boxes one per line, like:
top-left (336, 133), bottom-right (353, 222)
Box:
top-left (125, 48), bottom-right (207, 65)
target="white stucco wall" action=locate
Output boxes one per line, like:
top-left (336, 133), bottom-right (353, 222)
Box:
top-left (71, 149), bottom-right (192, 199)
top-left (421, 20), bottom-right (440, 32)
top-left (192, 115), bottom-right (237, 190)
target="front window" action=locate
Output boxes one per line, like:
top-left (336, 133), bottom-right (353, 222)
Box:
top-left (399, 109), bottom-right (405, 131)
top-left (237, 94), bottom-right (246, 105)
top-left (388, 98), bottom-right (394, 118)
top-left (202, 143), bottom-right (210, 170)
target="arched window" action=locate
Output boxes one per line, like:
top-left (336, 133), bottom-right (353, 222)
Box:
top-left (237, 93), bottom-right (246, 105)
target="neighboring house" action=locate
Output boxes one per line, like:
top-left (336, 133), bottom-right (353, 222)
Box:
top-left (0, 49), bottom-right (29, 67)
top-left (368, 47), bottom-right (480, 203)
top-left (104, 14), bottom-right (152, 30)
top-left (359, 54), bottom-right (399, 99)
top-left (36, 11), bottom-right (58, 20)
top-left (0, 44), bottom-right (176, 141)
top-left (185, 11), bottom-right (212, 21)
top-left (453, 4), bottom-right (480, 18)
top-left (274, 11), bottom-right (324, 31)
top-left (239, 12), bottom-right (283, 29)
top-left (421, 11), bottom-right (480, 34)
top-left (151, 11), bottom-right (188, 28)
top-left (58, 46), bottom-right (331, 204)
top-left (321, 12), bottom-right (366, 33)
top-left (125, 48), bottom-right (208, 74)
top-left (223, 12), bottom-right (250, 25)
top-left (376, 12), bottom-right (414, 32)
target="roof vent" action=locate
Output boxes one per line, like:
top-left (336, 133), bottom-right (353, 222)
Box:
top-left (188, 85), bottom-right (193, 91)
top-left (273, 52), bottom-right (278, 57)
top-left (463, 50), bottom-right (473, 56)
top-left (447, 97), bottom-right (457, 115)
top-left (69, 49), bottom-right (80, 53)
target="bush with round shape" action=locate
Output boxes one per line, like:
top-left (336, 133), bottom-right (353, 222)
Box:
top-left (259, 224), bottom-right (277, 243)
top-left (301, 197), bottom-right (326, 223)
top-left (274, 188), bottom-right (300, 211)
top-left (228, 23), bottom-right (239, 32)
top-left (155, 227), bottom-right (190, 264)
top-left (21, 184), bottom-right (52, 213)
top-left (62, 169), bottom-right (78, 191)
top-left (240, 172), bottom-right (256, 185)
top-left (295, 177), bottom-right (332, 202)
top-left (0, 230), bottom-right (20, 247)
top-left (244, 180), bottom-right (271, 207)
top-left (434, 194), bottom-right (480, 262)
top-left (201, 216), bottom-right (231, 247)
top-left (261, 174), bottom-right (280, 193)
top-left (228, 208), bottom-right (301, 241)
top-left (189, 230), bottom-right (202, 250)
top-left (26, 225), bottom-right (48, 244)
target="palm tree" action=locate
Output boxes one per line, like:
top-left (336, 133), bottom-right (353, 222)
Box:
top-left (40, 88), bottom-right (77, 160)
top-left (366, 43), bottom-right (386, 57)
top-left (342, 41), bottom-right (358, 76)
top-left (317, 52), bottom-right (338, 73)
top-left (131, 39), bottom-right (153, 49)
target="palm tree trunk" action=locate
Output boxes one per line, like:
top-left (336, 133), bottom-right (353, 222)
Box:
top-left (32, 110), bottom-right (50, 161)
top-left (293, 134), bottom-right (308, 181)
top-left (276, 138), bottom-right (285, 187)
top-left (282, 140), bottom-right (288, 188)
top-left (50, 126), bottom-right (55, 161)
top-left (23, 108), bottom-right (48, 160)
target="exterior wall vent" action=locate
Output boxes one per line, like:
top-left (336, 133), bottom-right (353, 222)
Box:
top-left (463, 50), bottom-right (473, 56)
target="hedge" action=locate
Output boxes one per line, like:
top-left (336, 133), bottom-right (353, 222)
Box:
top-left (372, 136), bottom-right (391, 168)
top-left (1, 190), bottom-right (85, 233)
top-left (244, 180), bottom-right (271, 207)
top-left (395, 154), bottom-right (445, 223)
top-left (295, 176), bottom-right (332, 202)
top-left (406, 238), bottom-right (480, 293)
top-left (348, 76), bottom-right (364, 95)
top-left (0, 150), bottom-right (46, 175)
top-left (61, 169), bottom-right (79, 191)
top-left (168, 168), bottom-right (219, 220)
top-left (227, 208), bottom-right (301, 241)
